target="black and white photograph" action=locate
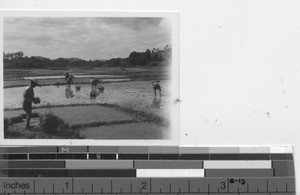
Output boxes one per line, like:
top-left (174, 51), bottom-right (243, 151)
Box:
top-left (2, 12), bottom-right (179, 140)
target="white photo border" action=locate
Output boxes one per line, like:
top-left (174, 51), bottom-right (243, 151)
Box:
top-left (0, 10), bottom-right (179, 146)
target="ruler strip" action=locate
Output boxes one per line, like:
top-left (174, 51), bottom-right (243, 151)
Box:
top-left (0, 146), bottom-right (295, 195)
top-left (0, 177), bottom-right (295, 194)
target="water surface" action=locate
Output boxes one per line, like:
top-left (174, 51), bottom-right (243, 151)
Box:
top-left (24, 74), bottom-right (126, 80)
top-left (4, 81), bottom-right (170, 118)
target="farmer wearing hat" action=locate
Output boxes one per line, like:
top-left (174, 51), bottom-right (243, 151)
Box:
top-left (65, 71), bottom-right (70, 81)
top-left (151, 80), bottom-right (162, 97)
top-left (90, 78), bottom-right (100, 89)
top-left (23, 80), bottom-right (41, 129)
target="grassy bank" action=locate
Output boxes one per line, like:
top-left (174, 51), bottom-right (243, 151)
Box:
top-left (4, 103), bottom-right (169, 139)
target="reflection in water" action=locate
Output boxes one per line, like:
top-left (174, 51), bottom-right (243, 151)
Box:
top-left (65, 86), bottom-right (75, 98)
top-left (90, 87), bottom-right (104, 102)
top-left (90, 89), bottom-right (99, 100)
top-left (75, 86), bottom-right (81, 92)
top-left (151, 97), bottom-right (161, 108)
top-left (90, 89), bottom-right (100, 102)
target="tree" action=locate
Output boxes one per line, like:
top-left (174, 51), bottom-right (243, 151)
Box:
top-left (145, 49), bottom-right (151, 61)
top-left (3, 52), bottom-right (8, 59)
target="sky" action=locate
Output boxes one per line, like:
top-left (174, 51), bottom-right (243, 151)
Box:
top-left (4, 17), bottom-right (171, 60)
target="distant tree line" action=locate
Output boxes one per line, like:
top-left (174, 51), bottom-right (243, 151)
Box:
top-left (3, 45), bottom-right (171, 69)
top-left (106, 45), bottom-right (171, 67)
top-left (3, 51), bottom-right (24, 60)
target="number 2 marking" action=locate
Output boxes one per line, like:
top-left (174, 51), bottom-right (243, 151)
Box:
top-left (142, 182), bottom-right (147, 189)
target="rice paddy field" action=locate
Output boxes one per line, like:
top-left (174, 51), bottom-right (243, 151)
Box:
top-left (4, 67), bottom-right (172, 139)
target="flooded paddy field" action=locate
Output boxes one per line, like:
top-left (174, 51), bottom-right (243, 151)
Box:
top-left (4, 81), bottom-right (170, 117)
top-left (4, 79), bottom-right (171, 139)
top-left (4, 67), bottom-right (169, 87)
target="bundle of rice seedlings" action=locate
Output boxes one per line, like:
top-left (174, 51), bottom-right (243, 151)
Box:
top-left (40, 114), bottom-right (66, 134)
top-left (34, 97), bottom-right (41, 104)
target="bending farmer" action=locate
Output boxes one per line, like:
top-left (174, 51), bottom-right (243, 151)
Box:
top-left (90, 79), bottom-right (100, 89)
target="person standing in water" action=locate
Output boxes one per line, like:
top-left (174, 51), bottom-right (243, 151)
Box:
top-left (151, 80), bottom-right (162, 98)
top-left (66, 75), bottom-right (75, 87)
top-left (23, 80), bottom-right (41, 129)
top-left (65, 71), bottom-right (70, 81)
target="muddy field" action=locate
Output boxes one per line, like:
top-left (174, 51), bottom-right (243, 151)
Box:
top-left (4, 81), bottom-right (170, 118)
top-left (4, 69), bottom-right (171, 139)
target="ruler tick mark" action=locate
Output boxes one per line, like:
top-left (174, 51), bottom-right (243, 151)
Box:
top-left (33, 179), bottom-right (35, 194)
top-left (72, 178), bottom-right (74, 193)
top-left (227, 178), bottom-right (229, 192)
top-left (150, 178), bottom-right (152, 193)
top-left (111, 180), bottom-right (113, 193)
